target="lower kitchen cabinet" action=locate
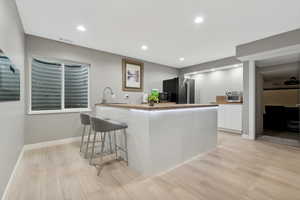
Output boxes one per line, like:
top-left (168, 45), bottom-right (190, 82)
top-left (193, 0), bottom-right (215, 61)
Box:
top-left (218, 104), bottom-right (242, 133)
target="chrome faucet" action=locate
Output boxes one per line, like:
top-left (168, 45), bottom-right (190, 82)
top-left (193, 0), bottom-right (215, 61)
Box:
top-left (102, 87), bottom-right (114, 104)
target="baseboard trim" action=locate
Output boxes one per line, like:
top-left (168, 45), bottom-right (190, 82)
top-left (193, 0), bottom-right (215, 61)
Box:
top-left (1, 147), bottom-right (24, 200)
top-left (242, 134), bottom-right (255, 140)
top-left (23, 136), bottom-right (82, 151)
top-left (218, 128), bottom-right (242, 134)
top-left (242, 134), bottom-right (249, 139)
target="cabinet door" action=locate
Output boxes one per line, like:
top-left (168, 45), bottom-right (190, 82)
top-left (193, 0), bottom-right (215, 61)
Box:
top-left (228, 105), bottom-right (242, 131)
top-left (218, 105), bottom-right (226, 128)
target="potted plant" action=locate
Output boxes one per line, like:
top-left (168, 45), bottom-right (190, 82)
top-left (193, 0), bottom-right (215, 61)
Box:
top-left (148, 95), bottom-right (159, 106)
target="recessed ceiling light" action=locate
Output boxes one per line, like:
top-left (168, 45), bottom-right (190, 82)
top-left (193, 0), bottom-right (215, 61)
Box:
top-left (194, 16), bottom-right (204, 24)
top-left (77, 25), bottom-right (86, 32)
top-left (141, 45), bottom-right (148, 51)
top-left (179, 57), bottom-right (185, 61)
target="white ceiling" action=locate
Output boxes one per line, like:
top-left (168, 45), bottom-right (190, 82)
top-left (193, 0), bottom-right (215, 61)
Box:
top-left (16, 0), bottom-right (300, 68)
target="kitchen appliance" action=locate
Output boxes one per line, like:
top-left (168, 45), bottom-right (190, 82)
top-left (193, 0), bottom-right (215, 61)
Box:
top-left (159, 92), bottom-right (169, 103)
top-left (163, 77), bottom-right (195, 104)
top-left (225, 91), bottom-right (243, 103)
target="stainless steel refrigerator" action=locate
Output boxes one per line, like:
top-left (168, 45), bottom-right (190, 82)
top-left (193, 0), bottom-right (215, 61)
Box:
top-left (163, 77), bottom-right (195, 104)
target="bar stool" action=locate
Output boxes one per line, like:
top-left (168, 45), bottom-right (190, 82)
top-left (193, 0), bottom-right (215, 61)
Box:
top-left (90, 117), bottom-right (128, 175)
top-left (79, 113), bottom-right (91, 155)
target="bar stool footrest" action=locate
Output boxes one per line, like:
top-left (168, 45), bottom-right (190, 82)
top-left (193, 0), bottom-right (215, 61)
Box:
top-left (116, 145), bottom-right (127, 153)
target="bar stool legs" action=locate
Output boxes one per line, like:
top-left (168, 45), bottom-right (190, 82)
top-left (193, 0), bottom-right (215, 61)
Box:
top-left (80, 125), bottom-right (86, 152)
top-left (113, 131), bottom-right (118, 160)
top-left (89, 131), bottom-right (109, 166)
top-left (89, 129), bottom-right (129, 171)
top-left (88, 116), bottom-right (129, 176)
top-left (84, 127), bottom-right (92, 158)
top-left (108, 133), bottom-right (113, 154)
top-left (90, 130), bottom-right (98, 165)
top-left (97, 132), bottom-right (107, 176)
top-left (80, 113), bottom-right (92, 155)
top-left (100, 132), bottom-right (106, 162)
top-left (93, 129), bottom-right (129, 176)
top-left (124, 129), bottom-right (129, 166)
top-left (113, 129), bottom-right (129, 165)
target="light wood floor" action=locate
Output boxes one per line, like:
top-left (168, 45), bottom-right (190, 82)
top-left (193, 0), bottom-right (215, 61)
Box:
top-left (5, 132), bottom-right (300, 200)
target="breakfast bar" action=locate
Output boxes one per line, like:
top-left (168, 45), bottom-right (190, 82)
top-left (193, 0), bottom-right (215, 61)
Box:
top-left (95, 103), bottom-right (218, 175)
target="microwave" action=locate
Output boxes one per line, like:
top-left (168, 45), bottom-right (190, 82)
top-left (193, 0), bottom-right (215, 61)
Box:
top-left (225, 91), bottom-right (243, 103)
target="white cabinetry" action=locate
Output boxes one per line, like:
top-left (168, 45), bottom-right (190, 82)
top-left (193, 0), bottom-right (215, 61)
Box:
top-left (218, 104), bottom-right (242, 133)
top-left (217, 105), bottom-right (226, 128)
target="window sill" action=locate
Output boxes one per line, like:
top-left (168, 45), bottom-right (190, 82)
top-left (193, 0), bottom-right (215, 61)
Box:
top-left (27, 108), bottom-right (91, 115)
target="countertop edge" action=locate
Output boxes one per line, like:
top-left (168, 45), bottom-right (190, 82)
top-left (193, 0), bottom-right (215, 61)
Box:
top-left (95, 103), bottom-right (218, 110)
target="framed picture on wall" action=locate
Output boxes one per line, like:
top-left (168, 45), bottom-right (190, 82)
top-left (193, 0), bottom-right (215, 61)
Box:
top-left (122, 58), bottom-right (144, 92)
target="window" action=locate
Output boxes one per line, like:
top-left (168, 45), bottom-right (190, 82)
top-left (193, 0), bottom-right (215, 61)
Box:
top-left (0, 56), bottom-right (20, 102)
top-left (29, 58), bottom-right (90, 114)
top-left (64, 64), bottom-right (89, 109)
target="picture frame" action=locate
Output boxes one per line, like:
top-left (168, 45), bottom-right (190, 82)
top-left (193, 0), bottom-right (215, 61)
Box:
top-left (122, 58), bottom-right (144, 92)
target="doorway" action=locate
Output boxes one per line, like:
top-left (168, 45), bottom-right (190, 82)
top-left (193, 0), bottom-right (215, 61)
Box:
top-left (256, 56), bottom-right (300, 146)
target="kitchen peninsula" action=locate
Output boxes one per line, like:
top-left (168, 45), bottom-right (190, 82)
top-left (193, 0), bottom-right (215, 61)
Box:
top-left (96, 103), bottom-right (218, 175)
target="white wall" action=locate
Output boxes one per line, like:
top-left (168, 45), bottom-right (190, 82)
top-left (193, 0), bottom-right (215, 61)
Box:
top-left (192, 67), bottom-right (243, 104)
top-left (0, 0), bottom-right (25, 198)
top-left (25, 35), bottom-right (179, 144)
top-left (242, 62), bottom-right (250, 136)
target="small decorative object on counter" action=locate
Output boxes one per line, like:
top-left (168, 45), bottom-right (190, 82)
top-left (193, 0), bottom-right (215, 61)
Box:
top-left (148, 95), bottom-right (159, 106)
top-left (151, 89), bottom-right (159, 98)
top-left (142, 93), bottom-right (148, 104)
